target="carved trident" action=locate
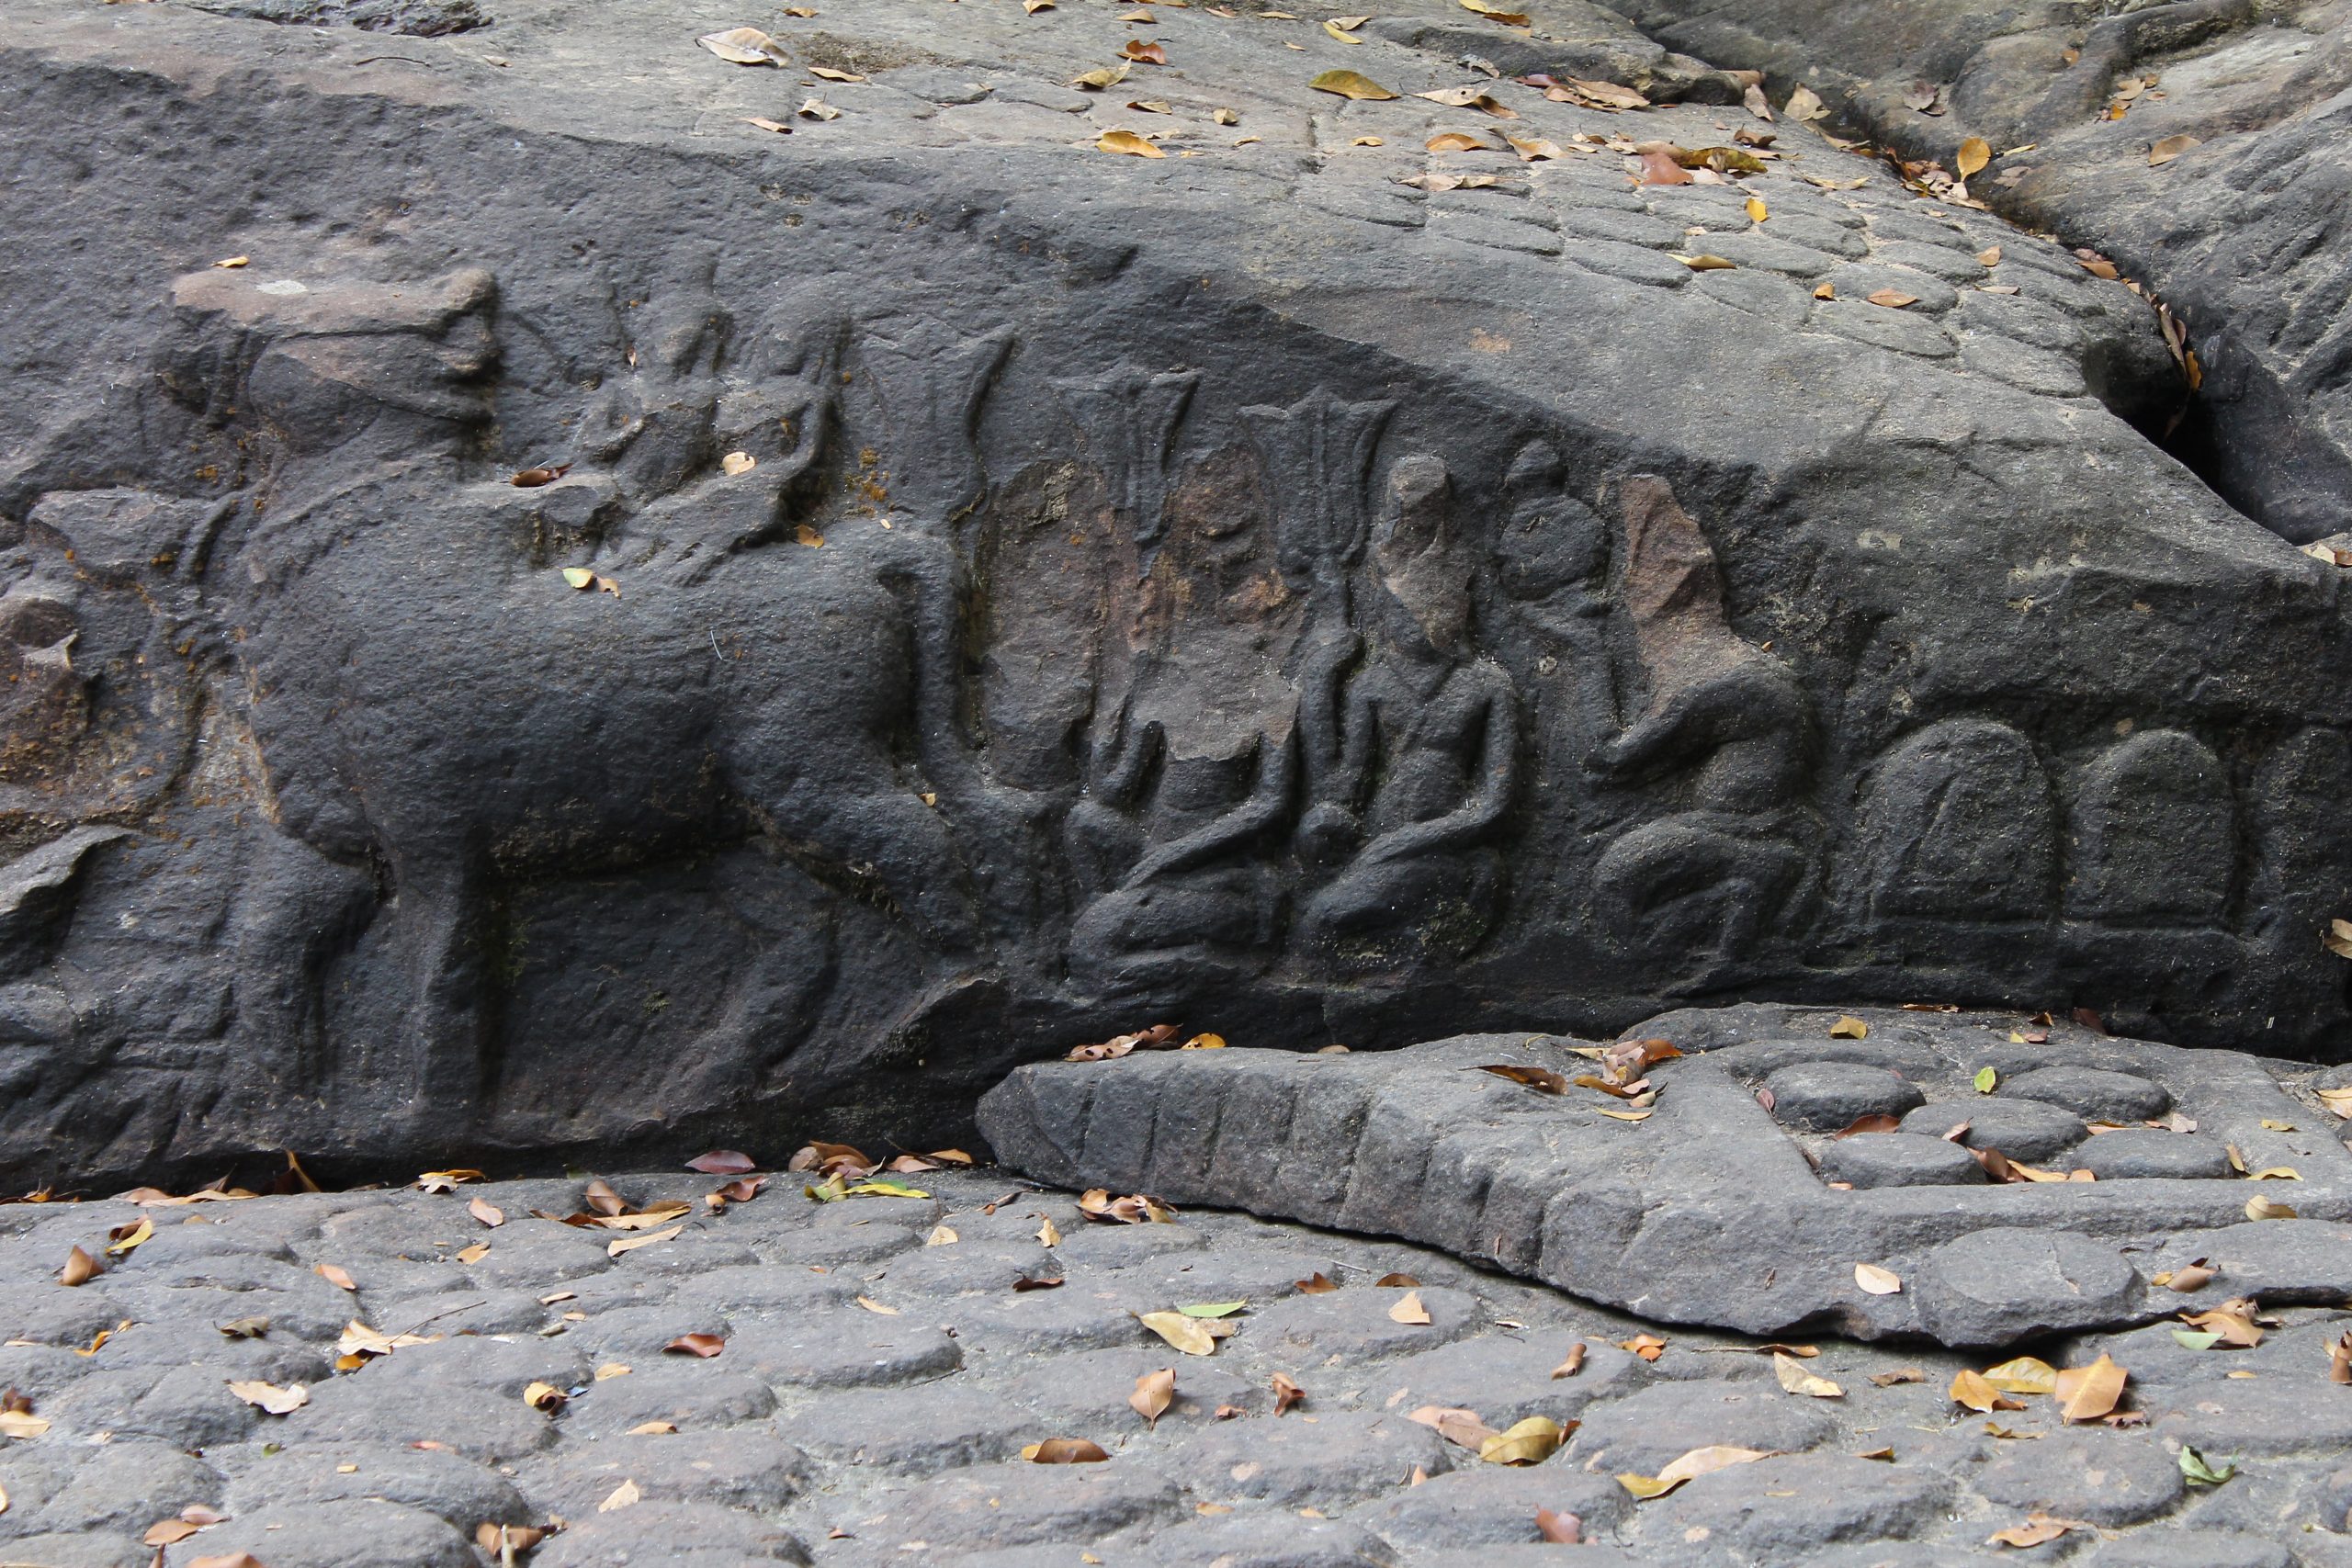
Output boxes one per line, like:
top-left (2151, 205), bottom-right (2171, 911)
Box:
top-left (1242, 389), bottom-right (1396, 612)
top-left (1052, 367), bottom-right (1197, 550)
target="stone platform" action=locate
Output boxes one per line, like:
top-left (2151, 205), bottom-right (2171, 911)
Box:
top-left (981, 1003), bottom-right (2352, 1347)
top-left (9, 1163), bottom-right (2352, 1565)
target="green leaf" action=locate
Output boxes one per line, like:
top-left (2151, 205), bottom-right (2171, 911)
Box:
top-left (1178, 1300), bottom-right (1248, 1318)
top-left (2171, 1329), bottom-right (2222, 1351)
top-left (845, 1180), bottom-right (930, 1199)
top-left (803, 1176), bottom-right (845, 1203)
top-left (2179, 1446), bottom-right (2237, 1486)
top-left (1973, 1066), bottom-right (1997, 1093)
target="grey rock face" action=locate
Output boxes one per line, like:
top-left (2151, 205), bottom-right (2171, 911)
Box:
top-left (0, 0), bottom-right (2346, 1180)
top-left (1618, 0), bottom-right (2352, 544)
top-left (980, 1002), bottom-right (2352, 1346)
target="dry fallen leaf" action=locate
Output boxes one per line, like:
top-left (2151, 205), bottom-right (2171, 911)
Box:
top-left (854, 1295), bottom-right (899, 1316)
top-left (696, 27), bottom-right (790, 66)
top-left (1023, 1438), bottom-right (1111, 1462)
top-left (1620, 1334), bottom-right (1667, 1361)
top-left (1867, 288), bottom-right (1919, 309)
top-left (797, 97), bottom-right (842, 120)
top-left (2053, 1354), bottom-right (2127, 1422)
top-left (1870, 1368), bottom-right (1926, 1387)
top-left (1988, 1511), bottom-right (2093, 1549)
top-left (1311, 68), bottom-right (1397, 99)
top-left (522, 1381), bottom-right (568, 1414)
top-left (1071, 62), bottom-right (1132, 90)
top-left (1131, 1367), bottom-right (1176, 1425)
top-left (1408, 1404), bottom-right (1500, 1449)
top-left (1551, 1341), bottom-right (1587, 1379)
top-left (468, 1196), bottom-right (504, 1228)
top-left (1829, 1016), bottom-right (1870, 1038)
top-left (1774, 1352), bottom-right (1844, 1398)
top-left (1476, 1064), bottom-right (1567, 1093)
top-left (1388, 1291), bottom-right (1434, 1325)
top-left (1854, 1264), bottom-right (1902, 1296)
top-left (1981, 1357), bottom-right (2058, 1395)
top-left (1323, 18), bottom-right (1363, 42)
top-left (1670, 254), bottom-right (1736, 271)
top-left (597, 1478), bottom-right (640, 1512)
top-left (1951, 1369), bottom-right (2026, 1413)
top-left (1272, 1371), bottom-right (1306, 1415)
top-left (608, 1224), bottom-right (686, 1257)
top-left (2246, 1195), bottom-right (2298, 1221)
top-left (1536, 1506), bottom-right (1583, 1543)
top-left (1785, 85), bottom-right (1827, 120)
top-left (59, 1246), bottom-right (100, 1287)
top-left (1139, 1310), bottom-right (1219, 1356)
top-left (2149, 133), bottom-right (2200, 166)
top-left (1956, 136), bottom-right (1991, 177)
top-left (1479, 1416), bottom-right (1567, 1465)
top-left (1618, 1445), bottom-right (1769, 1500)
top-left (1295, 1272), bottom-right (1339, 1294)
top-left (664, 1333), bottom-right (726, 1358)
top-left (1119, 38), bottom-right (1169, 63)
top-left (227, 1380), bottom-right (309, 1416)
top-left (317, 1263), bottom-right (356, 1291)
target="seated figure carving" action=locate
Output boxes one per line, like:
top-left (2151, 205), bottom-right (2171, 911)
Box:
top-left (1293, 456), bottom-right (1518, 975)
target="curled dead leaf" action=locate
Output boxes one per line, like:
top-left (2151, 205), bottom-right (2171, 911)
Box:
top-left (227, 1380), bottom-right (309, 1416)
top-left (1131, 1367), bottom-right (1176, 1425)
top-left (1951, 1369), bottom-right (2025, 1414)
top-left (1774, 1352), bottom-right (1843, 1398)
top-left (1024, 1438), bottom-right (1111, 1462)
top-left (1853, 1264), bottom-right (1902, 1295)
top-left (1479, 1415), bottom-right (1567, 1465)
top-left (1617, 1444), bottom-right (1768, 1500)
top-left (1551, 1341), bottom-right (1587, 1379)
top-left (1272, 1371), bottom-right (1306, 1415)
top-left (522, 1381), bottom-right (568, 1414)
top-left (59, 1246), bottom-right (99, 1287)
top-left (664, 1333), bottom-right (726, 1358)
top-left (696, 26), bottom-right (790, 66)
top-left (1476, 1064), bottom-right (1566, 1093)
top-left (1310, 69), bottom-right (1396, 100)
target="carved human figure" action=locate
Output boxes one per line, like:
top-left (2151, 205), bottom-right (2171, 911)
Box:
top-left (152, 265), bottom-right (996, 1126)
top-left (1587, 475), bottom-right (1812, 971)
top-left (1063, 476), bottom-right (1304, 996)
top-left (1293, 456), bottom-right (1518, 973)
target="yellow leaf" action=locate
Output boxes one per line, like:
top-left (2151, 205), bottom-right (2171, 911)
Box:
top-left (1617, 1445), bottom-right (1769, 1501)
top-left (1813, 282), bottom-right (1836, 299)
top-left (1981, 1357), bottom-right (2058, 1395)
top-left (1097, 130), bottom-right (1167, 158)
top-left (795, 525), bottom-right (825, 547)
top-left (105, 1219), bottom-right (153, 1257)
top-left (1956, 136), bottom-right (1990, 177)
top-left (1388, 1291), bottom-right (1434, 1325)
top-left (1507, 135), bottom-right (1566, 161)
top-left (1745, 196), bottom-right (1768, 222)
top-left (522, 1381), bottom-right (567, 1413)
top-left (561, 567), bottom-right (595, 589)
top-left (2250, 1167), bottom-right (2301, 1180)
top-left (808, 66), bottom-right (865, 82)
top-left (1596, 1107), bottom-right (1652, 1122)
top-left (1310, 69), bottom-right (1397, 100)
top-left (595, 1363), bottom-right (631, 1380)
top-left (454, 1242), bottom-right (490, 1264)
top-left (1784, 85), bottom-right (1827, 120)
top-left (1139, 1310), bottom-right (1218, 1355)
top-left (1669, 254), bottom-right (1736, 271)
top-left (2246, 1195), bottom-right (2297, 1221)
top-left (0, 1411), bottom-right (51, 1439)
top-left (1071, 62), bottom-right (1132, 90)
top-left (597, 1478), bottom-right (639, 1513)
top-left (628, 1420), bottom-right (677, 1435)
top-left (213, 255), bottom-right (250, 268)
top-left (855, 1295), bottom-right (900, 1314)
top-left (1477, 1416), bottom-right (1565, 1465)
top-left (1829, 1016), bottom-right (1870, 1038)
top-left (1323, 19), bottom-right (1363, 42)
top-left (468, 1196), bottom-right (504, 1228)
top-left (1180, 1032), bottom-right (1227, 1049)
top-left (1950, 1369), bottom-right (2024, 1413)
top-left (721, 451), bottom-right (756, 476)
top-left (1854, 1263), bottom-right (1902, 1295)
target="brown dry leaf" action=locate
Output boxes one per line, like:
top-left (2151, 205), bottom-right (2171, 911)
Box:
top-left (213, 255), bottom-right (250, 268)
top-left (2053, 1354), bottom-right (2126, 1422)
top-left (2246, 1194), bottom-right (2298, 1221)
top-left (1951, 1369), bottom-right (2025, 1413)
top-left (854, 1295), bottom-right (899, 1316)
top-left (2182, 1303), bottom-right (2263, 1348)
top-left (59, 1246), bottom-right (99, 1287)
top-left (143, 1518), bottom-right (206, 1547)
top-left (1036, 1215), bottom-right (1062, 1247)
top-left (808, 65), bottom-right (865, 82)
top-left (797, 97), bottom-right (842, 120)
top-left (1833, 1113), bottom-right (1902, 1138)
top-left (227, 1380), bottom-right (309, 1416)
top-left (664, 1333), bottom-right (726, 1358)
top-left (607, 1224), bottom-right (686, 1257)
top-left (2165, 1262), bottom-right (2217, 1292)
top-left (522, 1381), bottom-right (568, 1413)
top-left (1573, 1074), bottom-right (1651, 1100)
top-left (2076, 251), bottom-right (2120, 280)
top-left (1024, 0), bottom-right (1054, 10)
top-left (454, 1242), bottom-right (490, 1265)
top-left (595, 1363), bottom-right (631, 1381)
top-left (1023, 1438), bottom-right (1111, 1462)
top-left (1098, 128), bottom-right (1166, 158)
top-left (2149, 134), bottom-right (2200, 166)
top-left (1507, 135), bottom-right (1566, 161)
top-left (1620, 1334), bottom-right (1668, 1361)
top-left (1408, 1404), bottom-right (1500, 1449)
top-left (1870, 1368), bottom-right (1926, 1386)
top-left (1988, 1512), bottom-right (2092, 1549)
top-left (477, 1526), bottom-right (548, 1557)
top-left (1956, 136), bottom-right (1991, 177)
top-left (1131, 1367), bottom-right (1176, 1425)
top-left (468, 1196), bottom-right (504, 1228)
top-left (1670, 254), bottom-right (1735, 271)
top-left (1012, 1274), bottom-right (1064, 1292)
top-left (1071, 62), bottom-right (1133, 90)
top-left (1785, 85), bottom-right (1826, 119)
top-left (511, 464), bottom-right (570, 488)
top-left (1272, 1371), bottom-right (1306, 1414)
top-left (1428, 130), bottom-right (1500, 152)
top-left (1310, 69), bottom-right (1396, 99)
top-left (2332, 1332), bottom-right (2352, 1385)
top-left (187, 1557), bottom-right (269, 1568)
top-left (416, 1169), bottom-right (484, 1193)
top-left (1479, 1416), bottom-right (1567, 1465)
top-left (1139, 1310), bottom-right (1219, 1356)
top-left (1120, 38), bottom-right (1169, 63)
top-left (1552, 1341), bottom-right (1588, 1379)
top-left (1866, 288), bottom-right (1920, 309)
top-left (1460, 0), bottom-right (1530, 17)
top-left (1476, 1064), bottom-right (1566, 1092)
top-left (1977, 245), bottom-right (2003, 266)
top-left (1813, 281), bottom-right (1838, 300)
top-left (696, 26), bottom-right (790, 66)
top-left (1212, 107), bottom-right (1239, 125)
top-left (1774, 1352), bottom-right (1844, 1398)
top-left (1125, 99), bottom-right (1172, 114)
top-left (628, 1420), bottom-right (678, 1435)
top-left (1636, 149), bottom-right (1692, 186)
top-left (317, 1263), bottom-right (357, 1291)
top-left (1295, 1272), bottom-right (1339, 1293)
top-left (1854, 1264), bottom-right (1902, 1295)
top-left (0, 1410), bottom-right (50, 1439)
top-left (597, 1478), bottom-right (640, 1512)
top-left (1552, 77), bottom-right (1647, 109)
top-left (1080, 1189), bottom-right (1179, 1224)
top-left (1828, 1016), bottom-right (1871, 1037)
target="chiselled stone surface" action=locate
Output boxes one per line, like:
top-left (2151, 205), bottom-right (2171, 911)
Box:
top-left (15, 1165), bottom-right (2352, 1564)
top-left (981, 1003), bottom-right (2352, 1345)
top-left (0, 0), bottom-right (2349, 1182)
